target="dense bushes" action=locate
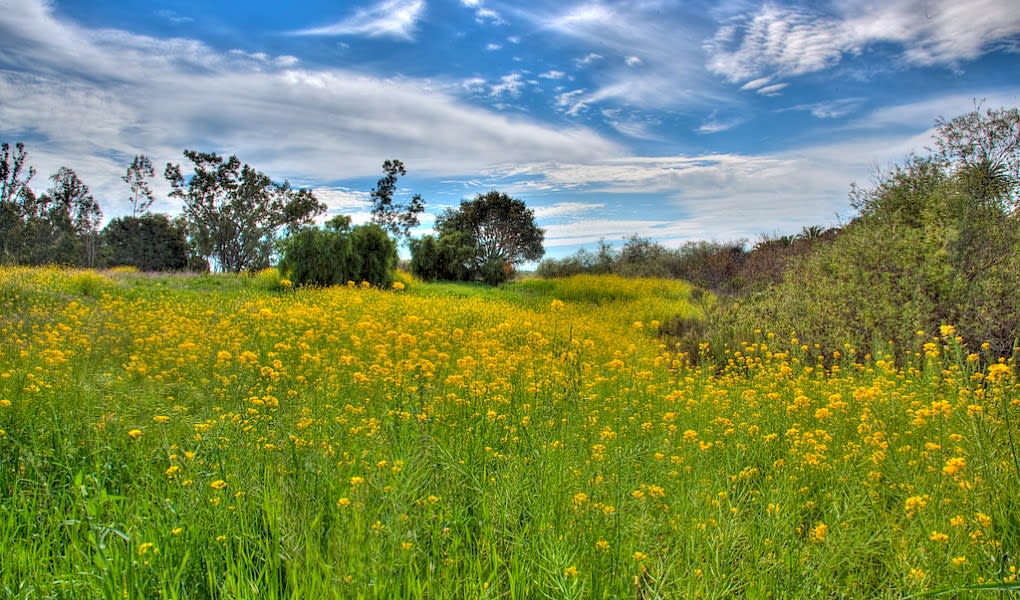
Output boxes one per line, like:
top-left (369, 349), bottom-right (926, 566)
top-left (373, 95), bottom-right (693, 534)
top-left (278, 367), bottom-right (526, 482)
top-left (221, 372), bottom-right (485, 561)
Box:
top-left (102, 214), bottom-right (192, 271)
top-left (538, 233), bottom-right (834, 295)
top-left (408, 232), bottom-right (475, 282)
top-left (694, 107), bottom-right (1020, 359)
top-left (278, 217), bottom-right (396, 288)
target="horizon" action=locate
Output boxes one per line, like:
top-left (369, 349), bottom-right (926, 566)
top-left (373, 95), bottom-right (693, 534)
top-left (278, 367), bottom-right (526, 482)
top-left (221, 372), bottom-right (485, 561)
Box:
top-left (1, 0), bottom-right (1019, 259)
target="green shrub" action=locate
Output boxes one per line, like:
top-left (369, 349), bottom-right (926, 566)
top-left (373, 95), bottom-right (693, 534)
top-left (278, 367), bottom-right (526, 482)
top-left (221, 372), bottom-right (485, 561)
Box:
top-left (278, 218), bottom-right (396, 288)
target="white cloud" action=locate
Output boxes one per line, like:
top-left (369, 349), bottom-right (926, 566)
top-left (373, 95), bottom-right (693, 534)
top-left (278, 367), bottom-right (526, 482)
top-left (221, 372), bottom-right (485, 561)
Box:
top-left (0, 0), bottom-right (623, 218)
top-left (533, 201), bottom-right (606, 219)
top-left (313, 188), bottom-right (373, 225)
top-left (756, 82), bottom-right (788, 96)
top-left (486, 43), bottom-right (502, 51)
top-left (459, 77), bottom-right (488, 93)
top-left (739, 77), bottom-right (772, 91)
top-left (784, 98), bottom-right (864, 119)
top-left (490, 72), bottom-right (525, 97)
top-left (556, 89), bottom-right (590, 116)
top-left (706, 0), bottom-right (1020, 86)
top-left (475, 8), bottom-right (505, 25)
top-left (697, 113), bottom-right (742, 134)
top-left (525, 3), bottom-right (726, 112)
top-left (542, 219), bottom-right (696, 248)
top-left (601, 109), bottom-right (663, 140)
top-left (539, 70), bottom-right (566, 79)
top-left (705, 5), bottom-right (851, 83)
top-left (294, 0), bottom-right (425, 41)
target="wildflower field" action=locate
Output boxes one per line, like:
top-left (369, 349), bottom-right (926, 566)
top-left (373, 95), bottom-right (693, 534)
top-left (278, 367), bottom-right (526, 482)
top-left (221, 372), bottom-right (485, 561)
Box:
top-left (1, 267), bottom-right (1018, 599)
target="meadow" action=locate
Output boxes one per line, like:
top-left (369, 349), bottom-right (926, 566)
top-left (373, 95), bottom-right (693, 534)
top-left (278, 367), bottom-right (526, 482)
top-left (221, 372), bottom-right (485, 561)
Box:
top-left (0, 266), bottom-right (1018, 599)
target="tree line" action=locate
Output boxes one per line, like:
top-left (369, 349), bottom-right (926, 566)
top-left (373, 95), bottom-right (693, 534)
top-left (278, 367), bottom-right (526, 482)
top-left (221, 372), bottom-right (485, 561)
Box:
top-left (537, 227), bottom-right (839, 296)
top-left (0, 148), bottom-right (546, 285)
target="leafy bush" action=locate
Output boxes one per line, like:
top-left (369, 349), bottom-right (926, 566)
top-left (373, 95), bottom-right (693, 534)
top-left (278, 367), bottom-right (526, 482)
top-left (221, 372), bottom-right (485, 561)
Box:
top-left (351, 223), bottom-right (397, 288)
top-left (278, 217), bottom-right (396, 288)
top-left (409, 232), bottom-right (475, 282)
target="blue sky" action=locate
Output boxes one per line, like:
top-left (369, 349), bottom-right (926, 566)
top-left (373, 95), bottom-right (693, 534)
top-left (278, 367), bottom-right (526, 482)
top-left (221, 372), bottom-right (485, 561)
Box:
top-left (1, 0), bottom-right (1019, 258)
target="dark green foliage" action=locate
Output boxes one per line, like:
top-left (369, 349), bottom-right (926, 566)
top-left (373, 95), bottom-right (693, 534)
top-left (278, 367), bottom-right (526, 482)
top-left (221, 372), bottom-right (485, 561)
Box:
top-left (351, 223), bottom-right (398, 288)
top-left (48, 167), bottom-right (103, 267)
top-left (409, 231), bottom-right (475, 282)
top-left (101, 214), bottom-right (191, 271)
top-left (614, 235), bottom-right (673, 278)
top-left (0, 142), bottom-right (36, 264)
top-left (539, 236), bottom-right (759, 294)
top-left (278, 217), bottom-right (397, 288)
top-left (535, 239), bottom-right (616, 278)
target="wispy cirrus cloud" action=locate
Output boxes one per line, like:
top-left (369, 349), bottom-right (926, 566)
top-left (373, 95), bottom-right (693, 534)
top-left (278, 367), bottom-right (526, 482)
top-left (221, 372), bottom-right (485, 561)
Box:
top-left (155, 10), bottom-right (193, 25)
top-left (705, 0), bottom-right (1020, 87)
top-left (519, 2), bottom-right (724, 115)
top-left (697, 111), bottom-right (742, 134)
top-left (293, 0), bottom-right (425, 41)
top-left (532, 201), bottom-right (606, 219)
top-left (783, 98), bottom-right (864, 119)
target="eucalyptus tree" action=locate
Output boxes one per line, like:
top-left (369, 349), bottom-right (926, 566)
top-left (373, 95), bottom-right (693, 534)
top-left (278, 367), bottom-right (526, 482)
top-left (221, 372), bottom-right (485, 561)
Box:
top-left (166, 150), bottom-right (325, 272)
top-left (123, 154), bottom-right (156, 217)
top-left (369, 159), bottom-right (425, 245)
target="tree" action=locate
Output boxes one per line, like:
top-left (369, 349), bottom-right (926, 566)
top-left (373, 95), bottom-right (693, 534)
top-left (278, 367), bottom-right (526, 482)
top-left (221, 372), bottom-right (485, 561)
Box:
top-left (434, 191), bottom-right (544, 283)
top-left (1, 142), bottom-right (35, 206)
top-left (351, 224), bottom-right (398, 288)
top-left (102, 214), bottom-right (190, 271)
top-left (0, 142), bottom-right (36, 263)
top-left (615, 235), bottom-right (671, 278)
top-left (370, 159), bottom-right (425, 244)
top-left (932, 105), bottom-right (1019, 209)
top-left (166, 150), bottom-right (326, 273)
top-left (123, 155), bottom-right (156, 217)
top-left (47, 167), bottom-right (103, 267)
